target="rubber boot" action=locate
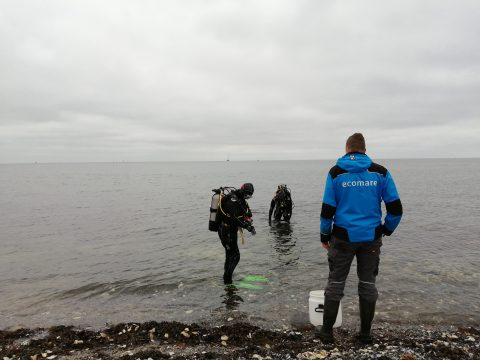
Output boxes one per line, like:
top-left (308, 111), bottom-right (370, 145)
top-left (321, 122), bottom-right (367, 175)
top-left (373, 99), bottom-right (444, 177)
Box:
top-left (314, 300), bottom-right (340, 344)
top-left (357, 298), bottom-right (376, 344)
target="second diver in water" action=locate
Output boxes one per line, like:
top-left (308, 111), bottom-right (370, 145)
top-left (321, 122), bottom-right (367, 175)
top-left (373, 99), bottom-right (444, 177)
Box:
top-left (216, 183), bottom-right (256, 285)
top-left (268, 184), bottom-right (293, 225)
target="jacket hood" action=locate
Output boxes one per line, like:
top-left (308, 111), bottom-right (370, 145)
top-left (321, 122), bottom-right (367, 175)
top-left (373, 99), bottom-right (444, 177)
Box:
top-left (336, 153), bottom-right (372, 173)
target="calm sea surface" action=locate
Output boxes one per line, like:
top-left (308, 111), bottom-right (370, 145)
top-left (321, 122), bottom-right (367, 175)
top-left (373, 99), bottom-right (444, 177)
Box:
top-left (1, 159), bottom-right (479, 330)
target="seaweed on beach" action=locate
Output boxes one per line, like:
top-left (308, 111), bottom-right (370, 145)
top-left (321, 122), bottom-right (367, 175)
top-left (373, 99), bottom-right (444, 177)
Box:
top-left (1, 321), bottom-right (479, 360)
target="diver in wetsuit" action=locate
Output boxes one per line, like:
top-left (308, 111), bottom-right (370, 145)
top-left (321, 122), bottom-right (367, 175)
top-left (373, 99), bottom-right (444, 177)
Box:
top-left (217, 183), bottom-right (256, 285)
top-left (268, 184), bottom-right (293, 225)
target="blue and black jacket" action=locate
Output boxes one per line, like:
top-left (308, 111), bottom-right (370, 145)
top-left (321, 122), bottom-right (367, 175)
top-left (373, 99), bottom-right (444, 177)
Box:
top-left (320, 153), bottom-right (403, 243)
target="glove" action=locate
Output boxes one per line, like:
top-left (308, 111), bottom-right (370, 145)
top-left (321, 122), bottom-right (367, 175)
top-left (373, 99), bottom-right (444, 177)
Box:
top-left (247, 225), bottom-right (256, 235)
top-left (382, 224), bottom-right (393, 236)
top-left (320, 233), bottom-right (331, 244)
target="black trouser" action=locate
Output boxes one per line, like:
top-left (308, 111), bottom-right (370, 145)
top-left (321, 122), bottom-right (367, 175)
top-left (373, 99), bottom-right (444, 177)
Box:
top-left (325, 236), bottom-right (382, 303)
top-left (218, 224), bottom-right (240, 283)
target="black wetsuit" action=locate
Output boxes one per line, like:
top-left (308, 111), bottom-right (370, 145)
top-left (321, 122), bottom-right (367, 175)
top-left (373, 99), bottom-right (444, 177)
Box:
top-left (217, 191), bottom-right (254, 284)
top-left (268, 189), bottom-right (292, 224)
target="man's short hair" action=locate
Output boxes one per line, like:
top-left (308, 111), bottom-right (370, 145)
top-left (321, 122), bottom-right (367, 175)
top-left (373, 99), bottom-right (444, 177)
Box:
top-left (346, 133), bottom-right (366, 153)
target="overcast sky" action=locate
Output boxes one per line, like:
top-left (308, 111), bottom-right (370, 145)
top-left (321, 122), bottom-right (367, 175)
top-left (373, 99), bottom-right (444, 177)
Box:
top-left (1, 0), bottom-right (479, 163)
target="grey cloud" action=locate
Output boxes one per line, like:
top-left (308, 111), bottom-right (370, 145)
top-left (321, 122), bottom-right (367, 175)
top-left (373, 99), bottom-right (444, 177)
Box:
top-left (1, 0), bottom-right (479, 162)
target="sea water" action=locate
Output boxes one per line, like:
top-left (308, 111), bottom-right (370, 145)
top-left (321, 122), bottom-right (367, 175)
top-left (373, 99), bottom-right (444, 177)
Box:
top-left (0, 159), bottom-right (479, 329)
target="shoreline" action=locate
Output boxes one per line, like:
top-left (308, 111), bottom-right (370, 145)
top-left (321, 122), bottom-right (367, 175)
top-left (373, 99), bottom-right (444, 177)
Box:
top-left (1, 320), bottom-right (478, 360)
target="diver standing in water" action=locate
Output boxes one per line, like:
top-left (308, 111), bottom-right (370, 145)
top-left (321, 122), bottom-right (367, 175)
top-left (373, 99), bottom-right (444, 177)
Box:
top-left (214, 183), bottom-right (256, 285)
top-left (268, 184), bottom-right (293, 225)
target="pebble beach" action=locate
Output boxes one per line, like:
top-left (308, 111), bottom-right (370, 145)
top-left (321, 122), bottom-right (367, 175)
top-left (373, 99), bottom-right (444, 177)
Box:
top-left (1, 320), bottom-right (478, 360)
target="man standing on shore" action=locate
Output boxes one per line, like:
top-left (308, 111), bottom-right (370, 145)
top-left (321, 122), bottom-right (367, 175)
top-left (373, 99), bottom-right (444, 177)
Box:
top-left (318, 133), bottom-right (403, 344)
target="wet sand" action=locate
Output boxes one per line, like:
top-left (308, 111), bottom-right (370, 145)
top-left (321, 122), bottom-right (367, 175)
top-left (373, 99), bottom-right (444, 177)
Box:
top-left (1, 319), bottom-right (478, 360)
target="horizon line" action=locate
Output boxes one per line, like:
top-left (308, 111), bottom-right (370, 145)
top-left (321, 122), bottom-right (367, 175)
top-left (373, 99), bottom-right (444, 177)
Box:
top-left (1, 156), bottom-right (479, 165)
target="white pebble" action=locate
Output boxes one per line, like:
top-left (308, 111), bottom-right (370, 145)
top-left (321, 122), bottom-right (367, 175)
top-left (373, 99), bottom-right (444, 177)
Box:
top-left (221, 335), bottom-right (229, 341)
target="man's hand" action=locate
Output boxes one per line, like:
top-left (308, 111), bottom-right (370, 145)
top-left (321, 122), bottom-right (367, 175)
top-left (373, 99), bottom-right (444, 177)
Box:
top-left (247, 225), bottom-right (256, 235)
top-left (320, 233), bottom-right (331, 251)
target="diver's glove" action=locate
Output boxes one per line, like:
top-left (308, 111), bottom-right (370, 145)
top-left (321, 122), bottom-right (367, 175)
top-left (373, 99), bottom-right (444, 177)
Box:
top-left (247, 225), bottom-right (256, 235)
top-left (320, 233), bottom-right (331, 244)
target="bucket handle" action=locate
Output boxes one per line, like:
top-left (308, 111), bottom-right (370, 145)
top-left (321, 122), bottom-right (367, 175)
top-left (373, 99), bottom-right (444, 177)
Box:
top-left (315, 304), bottom-right (324, 313)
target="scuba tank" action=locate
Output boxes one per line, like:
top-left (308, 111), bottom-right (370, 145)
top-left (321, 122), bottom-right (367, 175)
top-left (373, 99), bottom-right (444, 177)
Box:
top-left (208, 187), bottom-right (235, 231)
top-left (209, 189), bottom-right (221, 231)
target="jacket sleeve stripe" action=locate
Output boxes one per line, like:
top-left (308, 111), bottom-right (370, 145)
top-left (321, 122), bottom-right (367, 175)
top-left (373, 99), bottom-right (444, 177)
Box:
top-left (329, 165), bottom-right (348, 179)
top-left (321, 202), bottom-right (336, 219)
top-left (385, 199), bottom-right (403, 216)
top-left (368, 163), bottom-right (388, 177)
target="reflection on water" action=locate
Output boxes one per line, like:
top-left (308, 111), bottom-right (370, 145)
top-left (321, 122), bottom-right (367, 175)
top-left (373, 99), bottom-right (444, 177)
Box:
top-left (270, 223), bottom-right (294, 253)
top-left (221, 287), bottom-right (244, 310)
top-left (271, 222), bottom-right (292, 238)
top-left (269, 222), bottom-right (299, 267)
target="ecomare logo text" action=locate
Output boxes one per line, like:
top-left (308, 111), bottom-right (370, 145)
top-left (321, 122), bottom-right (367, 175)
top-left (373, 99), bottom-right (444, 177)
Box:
top-left (342, 180), bottom-right (378, 187)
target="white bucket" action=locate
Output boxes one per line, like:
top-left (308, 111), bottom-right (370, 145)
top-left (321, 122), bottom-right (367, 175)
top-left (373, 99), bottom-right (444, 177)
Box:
top-left (309, 290), bottom-right (342, 328)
